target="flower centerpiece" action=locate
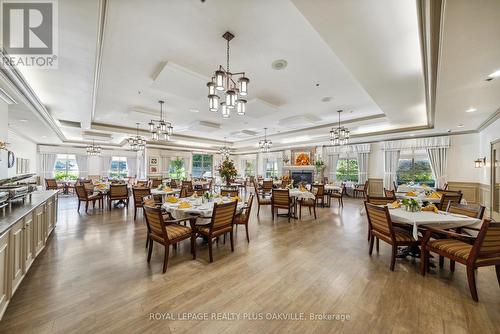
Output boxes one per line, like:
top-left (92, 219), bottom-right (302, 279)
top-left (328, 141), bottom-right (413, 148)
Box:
top-left (401, 198), bottom-right (421, 212)
top-left (217, 158), bottom-right (238, 186)
top-left (314, 158), bottom-right (325, 173)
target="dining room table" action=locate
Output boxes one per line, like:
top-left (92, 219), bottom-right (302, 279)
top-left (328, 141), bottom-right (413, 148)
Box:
top-left (395, 193), bottom-right (442, 204)
top-left (151, 187), bottom-right (181, 201)
top-left (388, 207), bottom-right (480, 240)
top-left (162, 196), bottom-right (245, 219)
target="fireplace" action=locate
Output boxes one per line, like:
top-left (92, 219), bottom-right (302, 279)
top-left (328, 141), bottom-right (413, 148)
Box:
top-left (290, 170), bottom-right (313, 186)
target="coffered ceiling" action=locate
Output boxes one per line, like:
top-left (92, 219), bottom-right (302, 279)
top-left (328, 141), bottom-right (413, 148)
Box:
top-left (3, 0), bottom-right (500, 153)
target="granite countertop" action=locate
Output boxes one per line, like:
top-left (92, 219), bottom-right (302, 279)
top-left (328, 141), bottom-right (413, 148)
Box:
top-left (0, 190), bottom-right (59, 237)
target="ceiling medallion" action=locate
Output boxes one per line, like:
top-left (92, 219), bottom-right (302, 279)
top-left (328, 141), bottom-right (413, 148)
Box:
top-left (127, 123), bottom-right (146, 151)
top-left (149, 100), bottom-right (173, 141)
top-left (86, 139), bottom-right (101, 156)
top-left (259, 128), bottom-right (272, 153)
top-left (207, 31), bottom-right (249, 118)
top-left (219, 137), bottom-right (231, 159)
top-left (330, 110), bottom-right (350, 146)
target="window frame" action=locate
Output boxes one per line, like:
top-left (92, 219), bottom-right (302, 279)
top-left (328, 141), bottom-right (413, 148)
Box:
top-left (264, 158), bottom-right (278, 178)
top-left (335, 157), bottom-right (359, 183)
top-left (109, 156), bottom-right (128, 179)
top-left (192, 154), bottom-right (213, 178)
top-left (54, 154), bottom-right (79, 180)
top-left (396, 149), bottom-right (435, 186)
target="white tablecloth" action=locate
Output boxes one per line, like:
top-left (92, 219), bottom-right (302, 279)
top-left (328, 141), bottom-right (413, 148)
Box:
top-left (325, 184), bottom-right (342, 192)
top-left (389, 208), bottom-right (480, 240)
top-left (396, 185), bottom-right (435, 193)
top-left (162, 198), bottom-right (244, 219)
top-left (288, 189), bottom-right (316, 200)
top-left (151, 188), bottom-right (180, 196)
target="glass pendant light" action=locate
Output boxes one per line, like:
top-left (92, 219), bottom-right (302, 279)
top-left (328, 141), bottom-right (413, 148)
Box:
top-left (238, 77), bottom-right (249, 96)
top-left (215, 70), bottom-right (225, 91)
top-left (236, 99), bottom-right (246, 116)
top-left (226, 89), bottom-right (236, 109)
top-left (221, 102), bottom-right (230, 119)
top-left (208, 94), bottom-right (219, 112)
top-left (207, 82), bottom-right (216, 95)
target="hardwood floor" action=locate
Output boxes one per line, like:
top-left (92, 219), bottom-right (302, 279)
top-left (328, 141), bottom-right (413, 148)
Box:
top-left (1, 194), bottom-right (499, 333)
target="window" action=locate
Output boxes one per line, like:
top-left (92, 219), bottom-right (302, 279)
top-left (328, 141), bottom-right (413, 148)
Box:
top-left (243, 159), bottom-right (256, 177)
top-left (54, 154), bottom-right (79, 180)
top-left (192, 154), bottom-right (213, 178)
top-left (264, 159), bottom-right (278, 178)
top-left (336, 158), bottom-right (358, 182)
top-left (396, 150), bottom-right (435, 186)
top-left (110, 157), bottom-right (128, 178)
top-left (169, 158), bottom-right (186, 180)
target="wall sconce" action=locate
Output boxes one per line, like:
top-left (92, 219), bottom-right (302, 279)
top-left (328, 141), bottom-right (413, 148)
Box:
top-left (474, 157), bottom-right (486, 168)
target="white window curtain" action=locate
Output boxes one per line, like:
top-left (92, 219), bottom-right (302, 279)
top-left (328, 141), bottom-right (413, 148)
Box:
top-left (357, 152), bottom-right (369, 184)
top-left (138, 152), bottom-right (146, 179)
top-left (160, 156), bottom-right (170, 177)
top-left (427, 148), bottom-right (448, 188)
top-left (328, 154), bottom-right (340, 181)
top-left (38, 153), bottom-right (56, 183)
top-left (101, 156), bottom-right (112, 177)
top-left (127, 156), bottom-right (137, 178)
top-left (384, 150), bottom-right (400, 190)
top-left (75, 155), bottom-right (88, 178)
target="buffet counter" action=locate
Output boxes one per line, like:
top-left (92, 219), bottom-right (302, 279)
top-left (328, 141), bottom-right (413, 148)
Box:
top-left (0, 190), bottom-right (59, 320)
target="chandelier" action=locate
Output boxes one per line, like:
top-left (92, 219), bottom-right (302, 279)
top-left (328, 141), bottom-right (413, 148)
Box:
top-left (259, 128), bottom-right (272, 153)
top-left (86, 139), bottom-right (101, 156)
top-left (207, 31), bottom-right (249, 118)
top-left (127, 123), bottom-right (146, 151)
top-left (149, 100), bottom-right (173, 141)
top-left (330, 110), bottom-right (350, 146)
top-left (219, 137), bottom-right (231, 159)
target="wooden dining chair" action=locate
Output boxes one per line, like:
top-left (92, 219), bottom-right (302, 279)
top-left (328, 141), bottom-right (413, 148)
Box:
top-left (329, 183), bottom-right (345, 208)
top-left (437, 191), bottom-right (463, 211)
top-left (365, 196), bottom-right (397, 242)
top-left (447, 203), bottom-right (486, 220)
top-left (253, 182), bottom-right (271, 217)
top-left (75, 185), bottom-right (103, 213)
top-left (311, 184), bottom-right (327, 207)
top-left (108, 184), bottom-right (129, 208)
top-left (45, 178), bottom-right (62, 191)
top-left (384, 188), bottom-right (396, 199)
top-left (132, 187), bottom-right (151, 220)
top-left (149, 178), bottom-right (162, 188)
top-left (221, 189), bottom-right (238, 197)
top-left (195, 200), bottom-right (238, 263)
top-left (262, 180), bottom-right (273, 195)
top-left (353, 180), bottom-right (369, 198)
top-left (298, 190), bottom-right (317, 219)
top-left (421, 219), bottom-right (500, 301)
top-left (179, 186), bottom-right (188, 198)
top-left (393, 181), bottom-right (399, 192)
top-left (182, 180), bottom-right (193, 191)
top-left (135, 180), bottom-right (149, 188)
top-left (365, 203), bottom-right (422, 271)
top-left (83, 182), bottom-right (94, 195)
top-left (234, 194), bottom-right (254, 242)
top-left (280, 179), bottom-right (290, 189)
top-left (271, 189), bottom-right (293, 222)
top-left (143, 205), bottom-right (196, 273)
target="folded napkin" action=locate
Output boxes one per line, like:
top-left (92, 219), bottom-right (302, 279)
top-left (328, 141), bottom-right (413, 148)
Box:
top-left (422, 184), bottom-right (429, 189)
top-left (406, 191), bottom-right (417, 197)
top-left (96, 184), bottom-right (107, 189)
top-left (178, 202), bottom-right (192, 209)
top-left (231, 196), bottom-right (241, 202)
top-left (428, 192), bottom-right (442, 199)
top-left (390, 201), bottom-right (401, 209)
top-left (422, 204), bottom-right (438, 214)
top-left (163, 187), bottom-right (172, 192)
top-left (166, 196), bottom-right (178, 203)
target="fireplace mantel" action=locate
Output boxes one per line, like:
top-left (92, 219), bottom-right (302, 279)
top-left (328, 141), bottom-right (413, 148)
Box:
top-left (283, 165), bottom-right (315, 171)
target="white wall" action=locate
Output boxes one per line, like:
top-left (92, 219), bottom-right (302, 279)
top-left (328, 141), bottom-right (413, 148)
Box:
top-left (447, 133), bottom-right (481, 183)
top-left (7, 130), bottom-right (38, 177)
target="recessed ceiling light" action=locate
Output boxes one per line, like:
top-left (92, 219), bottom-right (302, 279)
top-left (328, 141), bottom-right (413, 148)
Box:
top-left (321, 97), bottom-right (332, 102)
top-left (19, 119), bottom-right (28, 122)
top-left (271, 59), bottom-right (288, 70)
top-left (315, 83), bottom-right (320, 87)
top-left (41, 135), bottom-right (47, 138)
top-left (409, 134), bottom-right (415, 137)
top-left (486, 69), bottom-right (500, 81)
top-left (465, 107), bottom-right (477, 113)
top-left (446, 129), bottom-right (452, 133)
top-left (189, 109), bottom-right (199, 113)
top-left (457, 124), bottom-right (464, 128)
